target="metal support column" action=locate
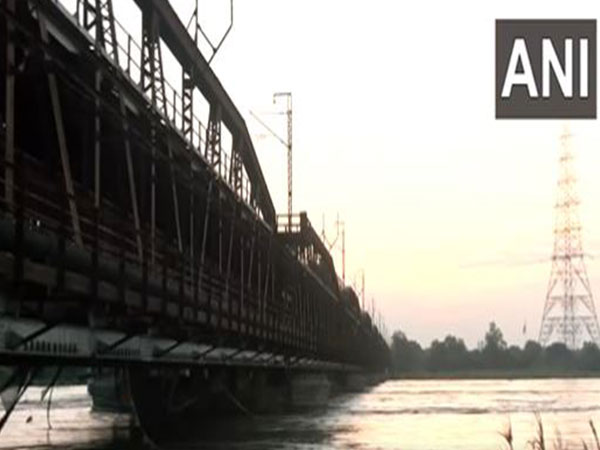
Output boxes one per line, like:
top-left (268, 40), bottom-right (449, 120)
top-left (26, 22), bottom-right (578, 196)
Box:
top-left (4, 0), bottom-right (16, 209)
top-left (205, 105), bottom-right (222, 176)
top-left (38, 12), bottom-right (84, 248)
top-left (141, 7), bottom-right (167, 264)
top-left (182, 69), bottom-right (194, 146)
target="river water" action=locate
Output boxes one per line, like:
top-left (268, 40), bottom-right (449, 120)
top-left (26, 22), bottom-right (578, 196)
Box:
top-left (1, 378), bottom-right (600, 449)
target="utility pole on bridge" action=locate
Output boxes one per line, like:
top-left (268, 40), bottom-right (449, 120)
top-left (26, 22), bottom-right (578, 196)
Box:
top-left (250, 92), bottom-right (293, 226)
top-left (273, 92), bottom-right (293, 226)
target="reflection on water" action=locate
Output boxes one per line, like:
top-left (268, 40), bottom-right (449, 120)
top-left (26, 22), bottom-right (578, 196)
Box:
top-left (1, 378), bottom-right (600, 449)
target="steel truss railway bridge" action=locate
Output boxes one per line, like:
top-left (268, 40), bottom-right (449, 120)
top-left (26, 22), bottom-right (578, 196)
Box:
top-left (0, 0), bottom-right (388, 435)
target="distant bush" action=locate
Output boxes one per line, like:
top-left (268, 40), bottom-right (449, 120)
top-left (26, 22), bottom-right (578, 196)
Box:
top-left (390, 322), bottom-right (600, 374)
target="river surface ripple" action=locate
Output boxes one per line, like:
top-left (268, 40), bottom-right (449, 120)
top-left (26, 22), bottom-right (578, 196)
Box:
top-left (2, 378), bottom-right (600, 449)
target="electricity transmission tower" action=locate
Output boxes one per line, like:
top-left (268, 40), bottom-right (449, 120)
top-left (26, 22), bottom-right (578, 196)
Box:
top-left (539, 128), bottom-right (600, 348)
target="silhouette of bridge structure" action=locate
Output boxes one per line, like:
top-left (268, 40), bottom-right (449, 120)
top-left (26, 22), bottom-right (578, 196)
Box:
top-left (0, 0), bottom-right (388, 400)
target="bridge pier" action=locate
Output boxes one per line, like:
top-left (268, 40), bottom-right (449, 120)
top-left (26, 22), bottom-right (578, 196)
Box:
top-left (0, 360), bottom-right (383, 441)
top-left (124, 365), bottom-right (378, 441)
top-left (232, 368), bottom-right (287, 413)
top-left (289, 372), bottom-right (331, 408)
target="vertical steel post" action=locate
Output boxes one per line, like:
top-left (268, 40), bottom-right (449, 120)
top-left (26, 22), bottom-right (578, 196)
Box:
top-left (150, 128), bottom-right (156, 264)
top-left (167, 136), bottom-right (183, 254)
top-left (182, 69), bottom-right (194, 145)
top-left (93, 70), bottom-right (102, 209)
top-left (224, 203), bottom-right (237, 329)
top-left (4, 0), bottom-right (15, 209)
top-left (121, 102), bottom-right (143, 261)
top-left (239, 234), bottom-right (244, 333)
top-left (247, 221), bottom-right (255, 290)
top-left (141, 7), bottom-right (169, 264)
top-left (39, 12), bottom-right (84, 248)
top-left (205, 105), bottom-right (222, 175)
top-left (198, 180), bottom-right (213, 323)
top-left (256, 247), bottom-right (262, 339)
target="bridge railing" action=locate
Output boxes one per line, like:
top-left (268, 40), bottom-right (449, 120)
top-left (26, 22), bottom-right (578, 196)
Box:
top-left (0, 151), bottom-right (325, 358)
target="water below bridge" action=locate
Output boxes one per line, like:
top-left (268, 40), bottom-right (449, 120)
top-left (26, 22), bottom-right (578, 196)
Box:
top-left (2, 378), bottom-right (600, 449)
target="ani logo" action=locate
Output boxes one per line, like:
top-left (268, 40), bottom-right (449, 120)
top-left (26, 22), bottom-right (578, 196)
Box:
top-left (496, 20), bottom-right (596, 119)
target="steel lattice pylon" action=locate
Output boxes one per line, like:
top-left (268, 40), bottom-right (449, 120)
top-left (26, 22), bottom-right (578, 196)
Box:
top-left (539, 128), bottom-right (600, 348)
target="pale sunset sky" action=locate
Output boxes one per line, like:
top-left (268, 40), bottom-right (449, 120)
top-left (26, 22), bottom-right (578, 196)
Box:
top-left (62, 0), bottom-right (600, 348)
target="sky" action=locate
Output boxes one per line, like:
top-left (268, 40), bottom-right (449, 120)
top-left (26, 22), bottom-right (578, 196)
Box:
top-left (61, 0), bottom-right (600, 348)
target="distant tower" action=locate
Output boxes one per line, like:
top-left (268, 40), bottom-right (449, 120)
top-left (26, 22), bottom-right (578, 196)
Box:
top-left (539, 128), bottom-right (600, 348)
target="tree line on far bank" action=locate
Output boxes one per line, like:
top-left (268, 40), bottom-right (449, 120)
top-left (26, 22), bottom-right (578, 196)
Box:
top-left (390, 322), bottom-right (600, 374)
